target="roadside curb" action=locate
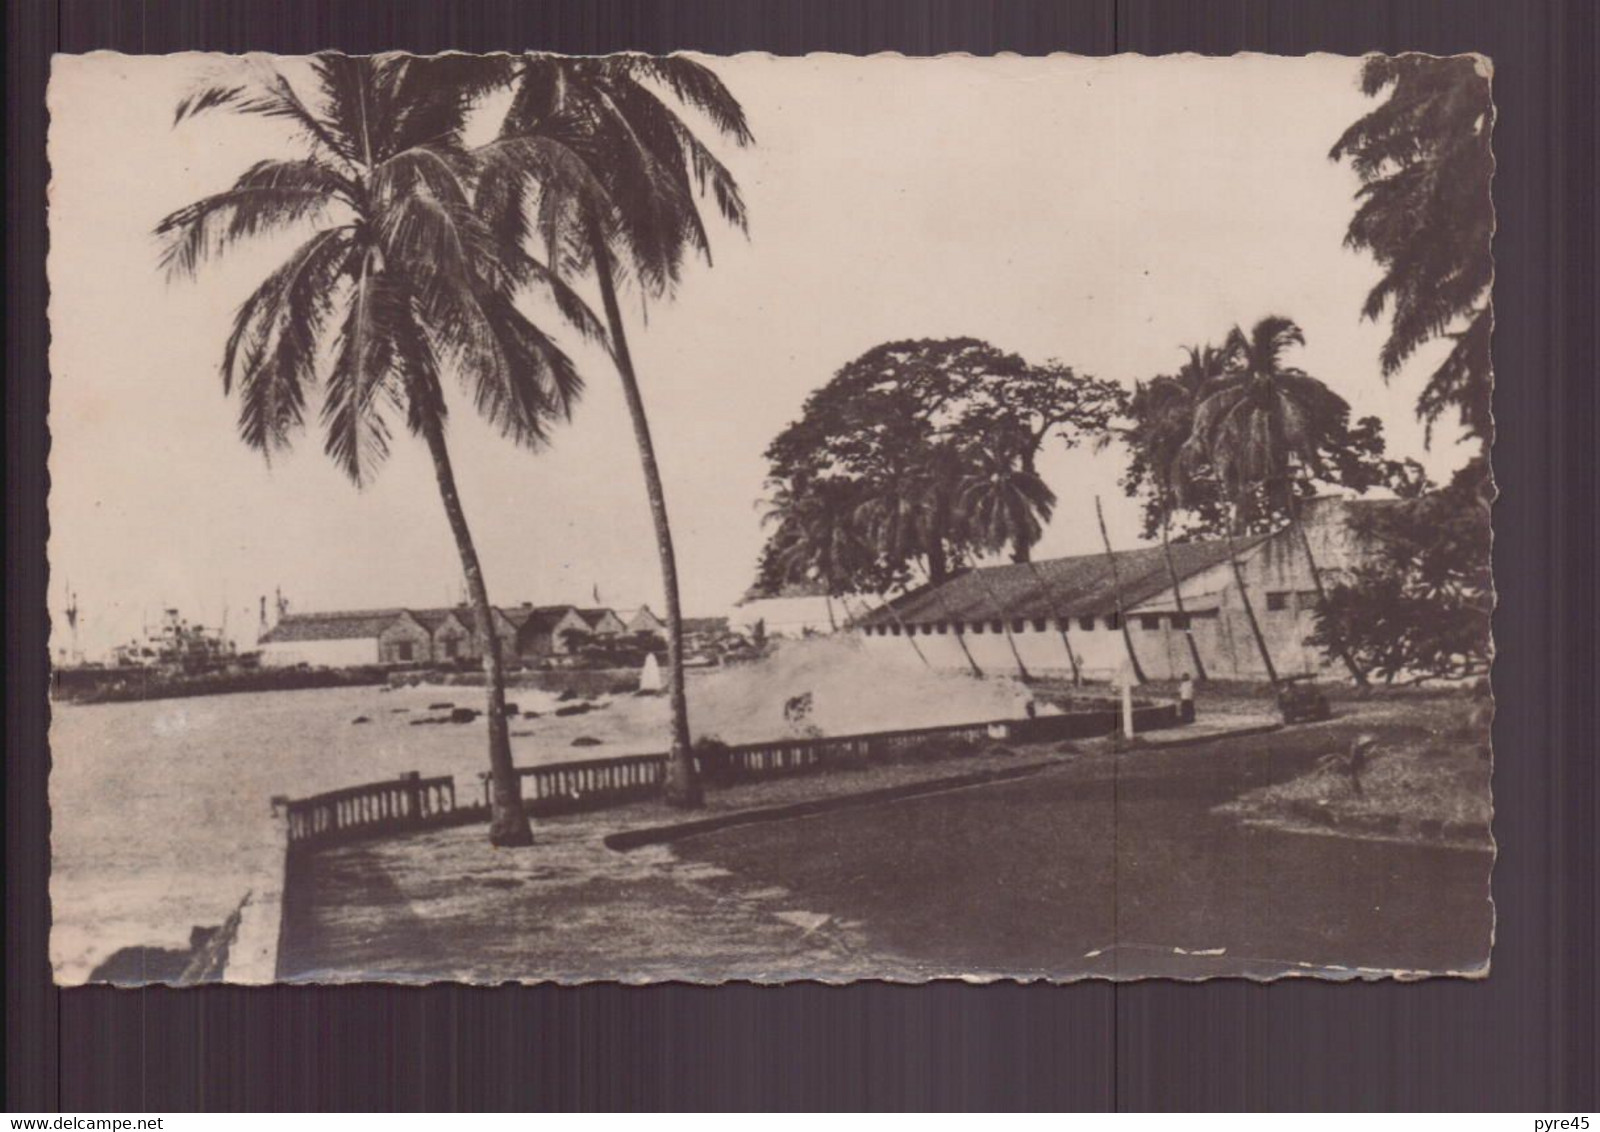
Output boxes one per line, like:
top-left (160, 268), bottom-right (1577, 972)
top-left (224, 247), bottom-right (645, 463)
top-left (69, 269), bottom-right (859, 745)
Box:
top-left (604, 758), bottom-right (1062, 851)
top-left (1129, 721), bottom-right (1285, 750)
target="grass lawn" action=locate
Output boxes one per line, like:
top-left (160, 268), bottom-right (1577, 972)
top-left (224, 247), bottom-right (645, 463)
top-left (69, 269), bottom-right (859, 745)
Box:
top-left (1216, 693), bottom-right (1492, 848)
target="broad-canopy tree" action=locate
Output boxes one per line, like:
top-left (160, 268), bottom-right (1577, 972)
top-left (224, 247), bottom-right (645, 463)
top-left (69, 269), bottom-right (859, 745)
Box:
top-left (762, 338), bottom-right (1124, 589)
top-left (158, 54), bottom-right (591, 847)
top-left (1319, 56), bottom-right (1494, 687)
top-left (1308, 460), bottom-right (1491, 684)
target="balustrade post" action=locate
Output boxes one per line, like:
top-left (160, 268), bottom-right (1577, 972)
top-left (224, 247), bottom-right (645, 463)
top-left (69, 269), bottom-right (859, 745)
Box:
top-left (398, 770), bottom-right (422, 827)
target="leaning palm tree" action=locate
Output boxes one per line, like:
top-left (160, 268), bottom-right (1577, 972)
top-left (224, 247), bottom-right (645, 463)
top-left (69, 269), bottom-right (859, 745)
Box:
top-left (1197, 316), bottom-right (1369, 685)
top-left (764, 480), bottom-right (869, 634)
top-left (769, 480), bottom-right (931, 667)
top-left (1094, 495), bottom-right (1147, 685)
top-left (951, 441), bottom-right (1085, 682)
top-left (481, 54), bottom-right (754, 809)
top-left (1120, 345), bottom-right (1225, 681)
top-left (954, 446), bottom-right (1064, 682)
top-left (158, 55), bottom-right (588, 847)
top-left (854, 473), bottom-right (984, 678)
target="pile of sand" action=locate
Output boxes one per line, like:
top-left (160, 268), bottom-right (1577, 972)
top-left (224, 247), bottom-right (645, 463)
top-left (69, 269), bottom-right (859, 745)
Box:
top-left (683, 635), bottom-right (1032, 742)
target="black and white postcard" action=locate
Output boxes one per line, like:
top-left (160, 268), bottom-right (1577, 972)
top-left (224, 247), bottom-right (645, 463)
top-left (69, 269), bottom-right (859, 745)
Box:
top-left (46, 50), bottom-right (1495, 984)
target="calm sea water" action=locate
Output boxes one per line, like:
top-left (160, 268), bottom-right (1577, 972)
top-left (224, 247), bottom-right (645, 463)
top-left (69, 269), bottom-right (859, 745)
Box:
top-left (48, 681), bottom-right (638, 982)
top-left (49, 640), bottom-right (1031, 983)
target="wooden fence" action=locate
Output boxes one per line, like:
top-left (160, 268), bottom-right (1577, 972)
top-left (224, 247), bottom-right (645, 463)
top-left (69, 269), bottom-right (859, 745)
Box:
top-left (281, 703), bottom-right (1182, 851)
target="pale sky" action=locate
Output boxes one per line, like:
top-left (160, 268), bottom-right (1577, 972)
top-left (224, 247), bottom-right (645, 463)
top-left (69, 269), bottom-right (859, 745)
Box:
top-left (47, 52), bottom-right (1475, 657)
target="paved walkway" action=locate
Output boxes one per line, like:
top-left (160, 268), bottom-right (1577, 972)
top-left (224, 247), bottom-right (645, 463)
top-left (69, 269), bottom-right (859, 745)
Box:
top-left (274, 704), bottom-right (1490, 983)
top-left (277, 747), bottom-right (1040, 983)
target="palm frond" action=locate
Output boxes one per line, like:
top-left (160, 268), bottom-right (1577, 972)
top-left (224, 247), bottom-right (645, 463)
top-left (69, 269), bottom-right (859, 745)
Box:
top-left (155, 158), bottom-right (352, 279)
top-left (321, 249), bottom-right (405, 485)
top-left (222, 227), bottom-right (352, 455)
top-left (612, 55), bottom-right (755, 145)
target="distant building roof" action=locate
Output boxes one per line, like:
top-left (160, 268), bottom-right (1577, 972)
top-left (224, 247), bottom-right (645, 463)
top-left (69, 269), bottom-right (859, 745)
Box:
top-left (259, 609), bottom-right (408, 644)
top-left (681, 616), bottom-right (731, 636)
top-left (505, 604), bottom-right (582, 633)
top-left (408, 608), bottom-right (463, 632)
top-left (409, 606), bottom-right (516, 634)
top-left (861, 535), bottom-right (1274, 628)
top-left (575, 608), bottom-right (621, 629)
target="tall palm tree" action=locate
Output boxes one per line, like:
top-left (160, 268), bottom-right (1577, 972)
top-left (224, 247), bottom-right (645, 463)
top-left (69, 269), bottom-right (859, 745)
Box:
top-left (1198, 316), bottom-right (1369, 685)
top-left (479, 55), bottom-right (752, 809)
top-left (1094, 495), bottom-right (1147, 685)
top-left (763, 479), bottom-right (866, 633)
top-left (955, 445), bottom-right (1057, 563)
top-left (1122, 344), bottom-right (1224, 681)
top-left (852, 474), bottom-right (983, 676)
top-left (955, 446), bottom-right (1061, 682)
top-left (779, 477), bottom-right (932, 668)
top-left (158, 55), bottom-right (588, 847)
top-left (952, 438), bottom-right (1084, 682)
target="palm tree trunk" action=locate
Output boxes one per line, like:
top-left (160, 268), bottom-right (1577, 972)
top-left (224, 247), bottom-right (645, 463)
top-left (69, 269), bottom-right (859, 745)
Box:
top-left (1160, 510), bottom-right (1208, 682)
top-left (589, 223), bottom-right (701, 809)
top-left (824, 592), bottom-right (838, 632)
top-left (1023, 560), bottom-right (1083, 685)
top-left (1095, 495), bottom-right (1147, 684)
top-left (917, 565), bottom-right (982, 677)
top-left (962, 552), bottom-right (1031, 681)
top-left (1223, 499), bottom-right (1279, 686)
top-left (1286, 493), bottom-right (1368, 686)
top-left (844, 592), bottom-right (931, 668)
top-left (418, 414), bottom-right (532, 848)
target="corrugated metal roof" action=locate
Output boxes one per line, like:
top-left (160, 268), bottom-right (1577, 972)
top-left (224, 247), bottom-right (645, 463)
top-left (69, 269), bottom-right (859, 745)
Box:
top-left (863, 534), bottom-right (1274, 628)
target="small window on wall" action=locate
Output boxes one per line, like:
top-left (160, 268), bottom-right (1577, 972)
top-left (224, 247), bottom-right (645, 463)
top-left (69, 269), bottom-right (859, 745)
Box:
top-left (1298, 590), bottom-right (1321, 607)
top-left (973, 622), bottom-right (986, 634)
top-left (890, 625), bottom-right (902, 637)
top-left (1032, 618), bottom-right (1048, 632)
top-left (1012, 619), bottom-right (1027, 633)
top-left (991, 620), bottom-right (1004, 633)
top-left (936, 622), bottom-right (949, 635)
top-left (1266, 591), bottom-right (1289, 612)
top-left (1106, 613), bottom-right (1122, 631)
top-left (1170, 613), bottom-right (1191, 631)
top-left (1139, 614), bottom-right (1162, 631)
top-left (1079, 616), bottom-right (1096, 631)
top-left (396, 642), bottom-right (414, 662)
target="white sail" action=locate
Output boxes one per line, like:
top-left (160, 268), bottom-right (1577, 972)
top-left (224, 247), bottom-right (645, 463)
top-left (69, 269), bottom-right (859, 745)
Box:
top-left (638, 652), bottom-right (664, 694)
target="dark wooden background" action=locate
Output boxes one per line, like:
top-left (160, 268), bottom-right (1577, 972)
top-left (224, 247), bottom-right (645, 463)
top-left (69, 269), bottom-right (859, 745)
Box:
top-left (7, 0), bottom-right (1596, 1111)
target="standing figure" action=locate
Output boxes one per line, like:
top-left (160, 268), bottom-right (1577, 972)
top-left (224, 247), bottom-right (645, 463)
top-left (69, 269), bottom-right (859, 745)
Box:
top-left (1178, 672), bottom-right (1196, 724)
